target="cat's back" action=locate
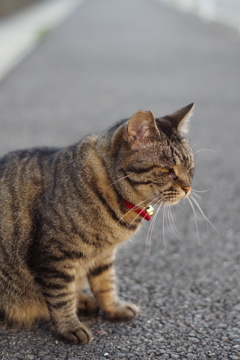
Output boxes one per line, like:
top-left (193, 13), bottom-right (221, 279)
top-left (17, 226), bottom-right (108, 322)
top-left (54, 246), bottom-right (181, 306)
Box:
top-left (0, 147), bottom-right (60, 187)
top-left (0, 147), bottom-right (59, 254)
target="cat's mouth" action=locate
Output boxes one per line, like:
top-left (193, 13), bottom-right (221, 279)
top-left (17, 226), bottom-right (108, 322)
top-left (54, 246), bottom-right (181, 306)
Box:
top-left (153, 193), bottom-right (190, 207)
top-left (158, 186), bottom-right (191, 206)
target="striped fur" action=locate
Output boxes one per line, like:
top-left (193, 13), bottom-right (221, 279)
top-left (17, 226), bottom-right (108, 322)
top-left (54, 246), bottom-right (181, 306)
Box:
top-left (0, 104), bottom-right (194, 344)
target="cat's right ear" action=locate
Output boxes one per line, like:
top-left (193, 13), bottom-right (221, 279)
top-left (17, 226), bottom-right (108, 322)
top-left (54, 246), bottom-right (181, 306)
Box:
top-left (124, 110), bottom-right (160, 150)
top-left (170, 103), bottom-right (195, 135)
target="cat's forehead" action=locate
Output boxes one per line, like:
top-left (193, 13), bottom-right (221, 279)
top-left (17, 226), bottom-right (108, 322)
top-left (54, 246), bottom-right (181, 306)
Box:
top-left (160, 136), bottom-right (193, 166)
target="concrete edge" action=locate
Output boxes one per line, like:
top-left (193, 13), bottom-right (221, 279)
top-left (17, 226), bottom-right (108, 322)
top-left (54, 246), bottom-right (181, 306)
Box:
top-left (0, 0), bottom-right (86, 83)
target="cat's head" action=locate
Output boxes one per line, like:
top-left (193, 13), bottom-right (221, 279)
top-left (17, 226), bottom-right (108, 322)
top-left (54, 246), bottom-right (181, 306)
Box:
top-left (112, 104), bottom-right (195, 207)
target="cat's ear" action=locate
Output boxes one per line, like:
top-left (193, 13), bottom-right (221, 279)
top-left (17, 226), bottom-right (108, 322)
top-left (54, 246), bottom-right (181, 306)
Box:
top-left (124, 110), bottom-right (160, 150)
top-left (170, 103), bottom-right (195, 135)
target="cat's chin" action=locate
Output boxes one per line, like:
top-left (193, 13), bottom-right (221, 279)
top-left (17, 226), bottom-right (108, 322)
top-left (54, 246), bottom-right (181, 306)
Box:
top-left (151, 199), bottom-right (180, 206)
top-left (163, 199), bottom-right (181, 206)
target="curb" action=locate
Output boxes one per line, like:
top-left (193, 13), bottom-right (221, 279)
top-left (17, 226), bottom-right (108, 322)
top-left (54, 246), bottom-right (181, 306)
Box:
top-left (0, 0), bottom-right (86, 82)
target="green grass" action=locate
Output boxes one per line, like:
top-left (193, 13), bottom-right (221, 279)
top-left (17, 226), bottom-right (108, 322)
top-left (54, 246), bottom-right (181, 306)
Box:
top-left (36, 25), bottom-right (52, 42)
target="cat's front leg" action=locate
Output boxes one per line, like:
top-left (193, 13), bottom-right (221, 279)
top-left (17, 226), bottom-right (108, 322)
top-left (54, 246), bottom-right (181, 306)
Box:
top-left (37, 268), bottom-right (92, 344)
top-left (88, 254), bottom-right (139, 321)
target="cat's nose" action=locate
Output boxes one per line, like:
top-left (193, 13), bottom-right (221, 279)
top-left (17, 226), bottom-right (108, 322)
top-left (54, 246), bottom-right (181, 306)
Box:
top-left (183, 186), bottom-right (191, 194)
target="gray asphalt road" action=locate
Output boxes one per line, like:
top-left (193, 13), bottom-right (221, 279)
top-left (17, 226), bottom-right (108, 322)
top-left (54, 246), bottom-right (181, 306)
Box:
top-left (0, 0), bottom-right (240, 359)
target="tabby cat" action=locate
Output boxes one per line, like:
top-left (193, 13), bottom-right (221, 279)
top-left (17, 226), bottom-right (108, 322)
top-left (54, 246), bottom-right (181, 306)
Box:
top-left (0, 104), bottom-right (194, 344)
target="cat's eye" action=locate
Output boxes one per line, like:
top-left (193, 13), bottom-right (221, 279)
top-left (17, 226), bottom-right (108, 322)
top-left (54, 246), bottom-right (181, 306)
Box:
top-left (160, 168), bottom-right (169, 173)
top-left (160, 168), bottom-right (178, 180)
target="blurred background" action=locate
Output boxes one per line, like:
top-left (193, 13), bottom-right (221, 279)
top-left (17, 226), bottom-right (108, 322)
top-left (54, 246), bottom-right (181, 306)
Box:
top-left (0, 0), bottom-right (240, 141)
top-left (160, 0), bottom-right (240, 30)
top-left (0, 0), bottom-right (239, 144)
top-left (0, 0), bottom-right (37, 17)
top-left (0, 0), bottom-right (239, 143)
top-left (1, 0), bottom-right (240, 358)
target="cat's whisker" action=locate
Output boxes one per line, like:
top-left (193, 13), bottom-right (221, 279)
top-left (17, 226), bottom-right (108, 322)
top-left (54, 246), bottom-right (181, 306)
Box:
top-left (146, 202), bottom-right (156, 251)
top-left (191, 191), bottom-right (202, 200)
top-left (167, 205), bottom-right (182, 241)
top-left (192, 188), bottom-right (210, 193)
top-left (194, 148), bottom-right (216, 155)
top-left (191, 141), bottom-right (200, 150)
top-left (162, 204), bottom-right (169, 255)
top-left (188, 196), bottom-right (202, 221)
top-left (190, 195), bottom-right (210, 236)
top-left (120, 195), bottom-right (162, 242)
top-left (117, 195), bottom-right (153, 225)
top-left (164, 204), bottom-right (179, 240)
top-left (190, 196), bottom-right (218, 233)
top-left (165, 205), bottom-right (172, 234)
top-left (120, 212), bottom-right (145, 241)
top-left (187, 197), bottom-right (200, 245)
top-left (146, 196), bottom-right (163, 254)
top-left (108, 175), bottom-right (130, 188)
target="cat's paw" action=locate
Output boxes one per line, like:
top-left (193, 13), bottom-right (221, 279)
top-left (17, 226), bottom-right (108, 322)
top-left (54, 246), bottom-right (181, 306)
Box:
top-left (61, 323), bottom-right (92, 345)
top-left (103, 301), bottom-right (139, 322)
top-left (77, 293), bottom-right (99, 317)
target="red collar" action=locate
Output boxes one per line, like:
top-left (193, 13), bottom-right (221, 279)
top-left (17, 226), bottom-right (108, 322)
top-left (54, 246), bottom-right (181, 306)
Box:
top-left (123, 199), bottom-right (152, 221)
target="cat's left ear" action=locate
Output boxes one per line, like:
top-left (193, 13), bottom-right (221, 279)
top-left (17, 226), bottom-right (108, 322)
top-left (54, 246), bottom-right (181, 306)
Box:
top-left (124, 110), bottom-right (160, 150)
top-left (170, 103), bottom-right (195, 135)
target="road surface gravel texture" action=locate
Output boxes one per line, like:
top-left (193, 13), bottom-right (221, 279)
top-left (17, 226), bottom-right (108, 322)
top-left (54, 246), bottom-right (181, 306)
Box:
top-left (0, 0), bottom-right (240, 359)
